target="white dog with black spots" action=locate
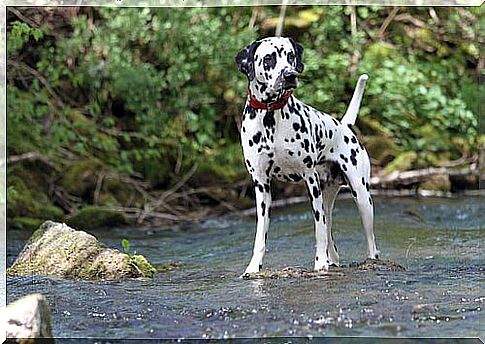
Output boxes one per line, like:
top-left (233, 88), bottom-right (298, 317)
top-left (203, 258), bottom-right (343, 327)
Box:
top-left (236, 37), bottom-right (380, 275)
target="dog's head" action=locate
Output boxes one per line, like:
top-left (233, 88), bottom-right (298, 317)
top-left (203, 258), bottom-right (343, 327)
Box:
top-left (236, 37), bottom-right (304, 98)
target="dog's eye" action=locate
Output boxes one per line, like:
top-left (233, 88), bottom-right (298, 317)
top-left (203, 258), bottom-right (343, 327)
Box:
top-left (263, 55), bottom-right (273, 65)
top-left (288, 52), bottom-right (295, 64)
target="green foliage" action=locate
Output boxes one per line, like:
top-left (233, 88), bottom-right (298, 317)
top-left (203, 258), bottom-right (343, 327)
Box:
top-left (7, 21), bottom-right (43, 56)
top-left (121, 238), bottom-right (131, 255)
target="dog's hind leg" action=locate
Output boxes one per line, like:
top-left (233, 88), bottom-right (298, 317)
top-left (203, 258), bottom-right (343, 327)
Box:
top-left (342, 164), bottom-right (380, 260)
top-left (244, 179), bottom-right (272, 275)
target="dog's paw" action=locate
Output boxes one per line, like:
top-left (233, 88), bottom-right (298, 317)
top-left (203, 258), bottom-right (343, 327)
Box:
top-left (314, 261), bottom-right (329, 272)
top-left (243, 263), bottom-right (262, 276)
top-left (368, 250), bottom-right (381, 260)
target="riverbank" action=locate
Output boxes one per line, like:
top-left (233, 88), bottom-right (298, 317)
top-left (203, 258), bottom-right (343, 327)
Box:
top-left (6, 153), bottom-right (480, 231)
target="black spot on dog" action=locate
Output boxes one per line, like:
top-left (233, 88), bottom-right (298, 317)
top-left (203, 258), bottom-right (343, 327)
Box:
top-left (328, 130), bottom-right (333, 139)
top-left (344, 136), bottom-right (349, 144)
top-left (351, 136), bottom-right (357, 144)
top-left (288, 173), bottom-right (301, 182)
top-left (315, 210), bottom-right (320, 222)
top-left (312, 186), bottom-right (320, 198)
top-left (303, 139), bottom-right (310, 152)
top-left (293, 123), bottom-right (300, 131)
top-left (303, 156), bottom-right (313, 168)
top-left (263, 111), bottom-right (275, 128)
top-left (249, 140), bottom-right (253, 147)
top-left (261, 201), bottom-right (266, 216)
top-left (253, 132), bottom-right (262, 144)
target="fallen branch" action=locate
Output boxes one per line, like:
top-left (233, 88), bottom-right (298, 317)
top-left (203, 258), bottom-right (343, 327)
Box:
top-left (370, 164), bottom-right (478, 187)
top-left (5, 152), bottom-right (59, 170)
top-left (379, 7), bottom-right (399, 39)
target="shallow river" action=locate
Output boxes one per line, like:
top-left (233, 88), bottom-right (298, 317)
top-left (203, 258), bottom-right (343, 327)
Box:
top-left (6, 196), bottom-right (484, 340)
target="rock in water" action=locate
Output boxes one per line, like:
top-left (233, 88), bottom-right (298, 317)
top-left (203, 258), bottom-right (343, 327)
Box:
top-left (4, 293), bottom-right (53, 343)
top-left (7, 221), bottom-right (156, 280)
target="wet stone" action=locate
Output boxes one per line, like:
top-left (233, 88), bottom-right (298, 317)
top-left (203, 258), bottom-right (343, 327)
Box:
top-left (242, 259), bottom-right (405, 279)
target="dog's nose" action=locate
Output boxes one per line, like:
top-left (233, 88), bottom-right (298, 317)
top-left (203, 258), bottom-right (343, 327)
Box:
top-left (283, 70), bottom-right (298, 83)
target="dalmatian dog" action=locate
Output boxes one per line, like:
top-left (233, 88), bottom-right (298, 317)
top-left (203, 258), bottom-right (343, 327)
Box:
top-left (236, 37), bottom-right (380, 275)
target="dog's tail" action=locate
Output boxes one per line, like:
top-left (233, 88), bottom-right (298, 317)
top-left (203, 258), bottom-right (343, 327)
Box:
top-left (340, 74), bottom-right (368, 126)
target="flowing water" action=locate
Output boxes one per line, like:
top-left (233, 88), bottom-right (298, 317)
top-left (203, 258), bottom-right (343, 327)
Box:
top-left (6, 196), bottom-right (484, 340)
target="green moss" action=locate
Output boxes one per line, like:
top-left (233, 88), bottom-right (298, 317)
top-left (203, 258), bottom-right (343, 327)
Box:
top-left (419, 174), bottom-right (451, 192)
top-left (9, 216), bottom-right (44, 231)
top-left (363, 136), bottom-right (401, 165)
top-left (62, 159), bottom-right (105, 196)
top-left (66, 206), bottom-right (129, 230)
top-left (131, 254), bottom-right (157, 278)
top-left (101, 176), bottom-right (143, 208)
top-left (7, 176), bottom-right (64, 225)
top-left (383, 151), bottom-right (418, 174)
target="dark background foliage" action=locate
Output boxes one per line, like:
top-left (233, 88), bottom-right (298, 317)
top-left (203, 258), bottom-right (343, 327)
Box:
top-left (6, 6), bottom-right (482, 230)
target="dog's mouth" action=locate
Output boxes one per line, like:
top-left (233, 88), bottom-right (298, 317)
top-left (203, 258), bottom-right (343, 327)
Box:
top-left (283, 79), bottom-right (298, 90)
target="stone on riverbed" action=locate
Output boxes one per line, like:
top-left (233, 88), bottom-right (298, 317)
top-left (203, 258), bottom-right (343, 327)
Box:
top-left (7, 221), bottom-right (156, 280)
top-left (243, 259), bottom-right (405, 279)
top-left (4, 293), bottom-right (53, 343)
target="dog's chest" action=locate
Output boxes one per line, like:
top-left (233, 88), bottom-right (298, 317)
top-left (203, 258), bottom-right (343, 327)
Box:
top-left (241, 102), bottom-right (333, 180)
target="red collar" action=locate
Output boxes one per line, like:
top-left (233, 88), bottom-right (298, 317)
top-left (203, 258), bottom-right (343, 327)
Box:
top-left (247, 87), bottom-right (293, 111)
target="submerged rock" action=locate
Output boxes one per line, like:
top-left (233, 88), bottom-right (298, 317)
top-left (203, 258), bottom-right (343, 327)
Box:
top-left (243, 259), bottom-right (405, 280)
top-left (7, 221), bottom-right (155, 280)
top-left (4, 293), bottom-right (53, 343)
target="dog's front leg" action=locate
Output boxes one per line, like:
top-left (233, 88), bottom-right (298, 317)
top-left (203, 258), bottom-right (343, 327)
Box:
top-left (305, 172), bottom-right (329, 271)
top-left (244, 179), bottom-right (272, 275)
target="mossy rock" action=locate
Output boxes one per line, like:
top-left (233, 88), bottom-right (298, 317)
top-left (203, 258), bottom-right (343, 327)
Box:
top-left (363, 135), bottom-right (401, 165)
top-left (7, 221), bottom-right (155, 280)
top-left (7, 176), bottom-right (64, 228)
top-left (131, 254), bottom-right (157, 278)
top-left (419, 174), bottom-right (451, 192)
top-left (62, 159), bottom-right (105, 197)
top-left (357, 117), bottom-right (393, 137)
top-left (65, 206), bottom-right (129, 230)
top-left (101, 176), bottom-right (144, 208)
top-left (383, 151), bottom-right (418, 174)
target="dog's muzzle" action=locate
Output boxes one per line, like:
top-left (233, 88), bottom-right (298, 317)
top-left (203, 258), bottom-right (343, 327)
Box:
top-left (283, 70), bottom-right (298, 90)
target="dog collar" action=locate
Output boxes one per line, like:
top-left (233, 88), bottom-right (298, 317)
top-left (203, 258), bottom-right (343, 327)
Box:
top-left (247, 88), bottom-right (293, 111)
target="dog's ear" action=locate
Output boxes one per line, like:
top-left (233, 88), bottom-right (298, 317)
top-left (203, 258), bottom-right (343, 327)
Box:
top-left (289, 38), bottom-right (304, 73)
top-left (236, 40), bottom-right (261, 81)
